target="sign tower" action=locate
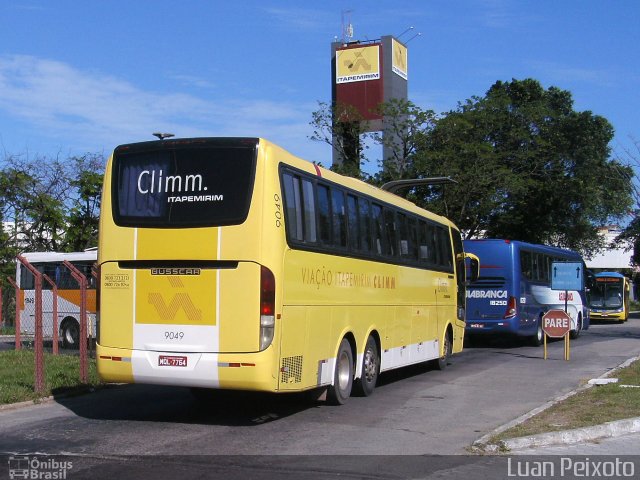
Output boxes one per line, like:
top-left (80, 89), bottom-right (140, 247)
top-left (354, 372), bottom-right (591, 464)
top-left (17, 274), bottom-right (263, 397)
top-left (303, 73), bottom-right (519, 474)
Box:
top-left (331, 22), bottom-right (409, 172)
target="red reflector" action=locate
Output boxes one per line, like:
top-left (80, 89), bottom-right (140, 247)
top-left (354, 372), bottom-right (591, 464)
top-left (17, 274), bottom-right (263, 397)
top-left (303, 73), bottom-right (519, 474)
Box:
top-left (99, 355), bottom-right (111, 360)
top-left (503, 296), bottom-right (517, 319)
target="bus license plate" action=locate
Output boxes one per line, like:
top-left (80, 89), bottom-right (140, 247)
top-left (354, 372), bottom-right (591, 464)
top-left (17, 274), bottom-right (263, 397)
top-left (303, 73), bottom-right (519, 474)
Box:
top-left (158, 355), bottom-right (187, 367)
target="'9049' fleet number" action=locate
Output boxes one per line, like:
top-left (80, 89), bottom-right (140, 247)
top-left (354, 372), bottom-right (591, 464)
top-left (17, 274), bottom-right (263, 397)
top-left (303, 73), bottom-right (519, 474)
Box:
top-left (274, 193), bottom-right (282, 228)
top-left (165, 331), bottom-right (184, 340)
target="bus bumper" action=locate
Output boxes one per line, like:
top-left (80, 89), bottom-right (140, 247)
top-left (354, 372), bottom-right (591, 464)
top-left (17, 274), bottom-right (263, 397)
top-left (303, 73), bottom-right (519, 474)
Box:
top-left (590, 311), bottom-right (625, 322)
top-left (465, 318), bottom-right (520, 335)
top-left (97, 344), bottom-right (278, 392)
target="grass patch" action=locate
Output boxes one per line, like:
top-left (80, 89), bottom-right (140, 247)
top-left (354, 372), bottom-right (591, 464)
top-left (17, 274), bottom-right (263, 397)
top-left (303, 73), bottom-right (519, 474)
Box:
top-left (0, 350), bottom-right (102, 404)
top-left (0, 325), bottom-right (16, 335)
top-left (489, 359), bottom-right (640, 443)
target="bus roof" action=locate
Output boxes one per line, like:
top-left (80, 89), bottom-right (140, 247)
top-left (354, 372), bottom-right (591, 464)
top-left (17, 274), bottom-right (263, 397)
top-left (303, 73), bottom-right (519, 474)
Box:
top-left (19, 250), bottom-right (98, 263)
top-left (594, 271), bottom-right (626, 278)
top-left (464, 239), bottom-right (581, 258)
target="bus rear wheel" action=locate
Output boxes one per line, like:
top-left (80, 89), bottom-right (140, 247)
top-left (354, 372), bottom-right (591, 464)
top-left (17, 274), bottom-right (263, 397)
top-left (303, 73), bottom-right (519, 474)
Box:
top-left (530, 318), bottom-right (544, 347)
top-left (328, 338), bottom-right (354, 405)
top-left (570, 315), bottom-right (582, 340)
top-left (354, 336), bottom-right (379, 397)
top-left (61, 318), bottom-right (80, 350)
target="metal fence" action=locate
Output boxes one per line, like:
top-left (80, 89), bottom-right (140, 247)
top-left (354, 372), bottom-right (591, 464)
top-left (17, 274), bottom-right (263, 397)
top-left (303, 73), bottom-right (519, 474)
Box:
top-left (1, 256), bottom-right (95, 393)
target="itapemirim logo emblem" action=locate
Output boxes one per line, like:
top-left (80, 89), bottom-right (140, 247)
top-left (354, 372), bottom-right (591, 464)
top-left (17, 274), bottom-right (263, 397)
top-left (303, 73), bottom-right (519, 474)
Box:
top-left (147, 277), bottom-right (203, 322)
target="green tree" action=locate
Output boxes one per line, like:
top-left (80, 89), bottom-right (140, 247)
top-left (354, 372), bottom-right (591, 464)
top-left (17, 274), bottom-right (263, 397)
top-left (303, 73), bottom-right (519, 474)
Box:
top-left (0, 156), bottom-right (66, 251)
top-left (63, 154), bottom-right (104, 251)
top-left (309, 101), bottom-right (371, 178)
top-left (0, 152), bottom-right (104, 254)
top-left (371, 98), bottom-right (436, 183)
top-left (415, 79), bottom-right (633, 255)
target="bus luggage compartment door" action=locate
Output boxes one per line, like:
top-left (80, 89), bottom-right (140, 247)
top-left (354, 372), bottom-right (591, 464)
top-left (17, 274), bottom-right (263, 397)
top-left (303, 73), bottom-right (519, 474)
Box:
top-left (99, 261), bottom-right (262, 353)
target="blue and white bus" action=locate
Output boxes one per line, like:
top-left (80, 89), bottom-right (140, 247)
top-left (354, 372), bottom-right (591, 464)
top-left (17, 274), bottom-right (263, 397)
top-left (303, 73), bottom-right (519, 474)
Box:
top-left (463, 239), bottom-right (590, 345)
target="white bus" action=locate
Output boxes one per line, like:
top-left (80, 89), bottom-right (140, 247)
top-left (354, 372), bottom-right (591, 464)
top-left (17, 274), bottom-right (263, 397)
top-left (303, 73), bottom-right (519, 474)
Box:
top-left (17, 249), bottom-right (97, 348)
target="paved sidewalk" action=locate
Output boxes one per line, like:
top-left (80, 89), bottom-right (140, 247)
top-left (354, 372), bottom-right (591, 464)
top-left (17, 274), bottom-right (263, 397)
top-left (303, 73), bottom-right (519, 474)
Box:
top-left (473, 355), bottom-right (640, 455)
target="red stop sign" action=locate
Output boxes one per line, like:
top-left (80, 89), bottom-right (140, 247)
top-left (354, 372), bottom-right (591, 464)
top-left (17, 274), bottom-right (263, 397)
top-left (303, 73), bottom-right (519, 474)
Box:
top-left (542, 309), bottom-right (571, 338)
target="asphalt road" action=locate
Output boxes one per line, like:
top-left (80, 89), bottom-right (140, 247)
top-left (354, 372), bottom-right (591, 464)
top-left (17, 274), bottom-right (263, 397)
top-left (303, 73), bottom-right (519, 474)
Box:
top-left (1, 317), bottom-right (639, 478)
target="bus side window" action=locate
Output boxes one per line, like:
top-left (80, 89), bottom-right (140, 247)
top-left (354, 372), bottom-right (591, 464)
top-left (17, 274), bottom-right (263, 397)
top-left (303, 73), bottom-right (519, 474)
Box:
top-left (407, 217), bottom-right (418, 260)
top-left (531, 253), bottom-right (540, 281)
top-left (316, 184), bottom-right (331, 244)
top-left (540, 254), bottom-right (550, 283)
top-left (358, 198), bottom-right (371, 253)
top-left (423, 222), bottom-right (439, 266)
top-left (20, 265), bottom-right (34, 290)
top-left (384, 208), bottom-right (396, 257)
top-left (331, 188), bottom-right (347, 248)
top-left (372, 203), bottom-right (385, 255)
top-left (397, 213), bottom-right (409, 257)
top-left (437, 226), bottom-right (453, 271)
top-left (282, 173), bottom-right (303, 242)
top-left (41, 264), bottom-right (56, 290)
top-left (520, 251), bottom-right (532, 280)
top-left (346, 194), bottom-right (359, 250)
top-left (301, 179), bottom-right (317, 243)
top-left (418, 221), bottom-right (430, 264)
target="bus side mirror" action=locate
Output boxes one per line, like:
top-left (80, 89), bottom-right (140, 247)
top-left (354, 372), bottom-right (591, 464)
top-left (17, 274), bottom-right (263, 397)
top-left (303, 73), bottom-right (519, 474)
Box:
top-left (465, 253), bottom-right (480, 283)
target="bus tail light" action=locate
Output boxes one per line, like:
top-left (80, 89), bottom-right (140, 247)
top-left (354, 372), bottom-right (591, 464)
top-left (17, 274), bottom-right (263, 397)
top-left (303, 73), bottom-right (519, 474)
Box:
top-left (95, 264), bottom-right (101, 344)
top-left (503, 296), bottom-right (517, 319)
top-left (259, 266), bottom-right (275, 350)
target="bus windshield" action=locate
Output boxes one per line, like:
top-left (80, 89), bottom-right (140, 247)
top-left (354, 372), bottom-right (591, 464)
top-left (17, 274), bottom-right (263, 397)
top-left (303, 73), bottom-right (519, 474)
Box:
top-left (112, 138), bottom-right (258, 228)
top-left (589, 277), bottom-right (624, 309)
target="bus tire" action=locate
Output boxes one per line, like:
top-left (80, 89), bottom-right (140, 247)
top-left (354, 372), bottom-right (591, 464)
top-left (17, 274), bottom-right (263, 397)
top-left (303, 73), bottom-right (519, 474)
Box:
top-left (530, 318), bottom-right (544, 347)
top-left (327, 338), bottom-right (354, 405)
top-left (354, 335), bottom-right (379, 397)
top-left (435, 329), bottom-right (452, 371)
top-left (61, 318), bottom-right (80, 350)
top-left (570, 315), bottom-right (582, 340)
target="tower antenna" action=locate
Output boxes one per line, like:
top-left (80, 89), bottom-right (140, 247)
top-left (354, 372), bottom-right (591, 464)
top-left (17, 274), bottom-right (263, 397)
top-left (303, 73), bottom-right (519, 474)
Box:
top-left (341, 9), bottom-right (354, 43)
top-left (406, 32), bottom-right (422, 43)
top-left (396, 26), bottom-right (414, 39)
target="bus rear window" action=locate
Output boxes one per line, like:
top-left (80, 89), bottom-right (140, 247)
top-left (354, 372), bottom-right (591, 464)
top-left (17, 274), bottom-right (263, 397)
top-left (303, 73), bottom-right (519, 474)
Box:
top-left (112, 140), bottom-right (257, 227)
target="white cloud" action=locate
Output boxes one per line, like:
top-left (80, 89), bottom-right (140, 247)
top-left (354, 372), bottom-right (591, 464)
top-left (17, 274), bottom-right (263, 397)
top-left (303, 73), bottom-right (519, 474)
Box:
top-left (0, 55), bottom-right (321, 157)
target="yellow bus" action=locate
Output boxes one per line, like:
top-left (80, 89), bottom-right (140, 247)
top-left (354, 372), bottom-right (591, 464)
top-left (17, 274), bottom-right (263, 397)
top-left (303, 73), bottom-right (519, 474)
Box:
top-left (16, 250), bottom-right (97, 349)
top-left (97, 137), bottom-right (478, 404)
top-left (588, 272), bottom-right (630, 323)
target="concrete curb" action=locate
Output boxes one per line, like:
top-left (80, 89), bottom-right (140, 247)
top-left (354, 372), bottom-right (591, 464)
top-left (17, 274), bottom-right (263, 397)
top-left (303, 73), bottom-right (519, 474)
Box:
top-left (472, 355), bottom-right (640, 453)
top-left (504, 417), bottom-right (640, 452)
top-left (0, 396), bottom-right (54, 412)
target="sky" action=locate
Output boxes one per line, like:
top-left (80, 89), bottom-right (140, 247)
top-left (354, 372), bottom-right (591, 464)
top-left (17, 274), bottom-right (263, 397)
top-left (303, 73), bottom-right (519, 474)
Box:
top-left (0, 0), bottom-right (638, 172)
